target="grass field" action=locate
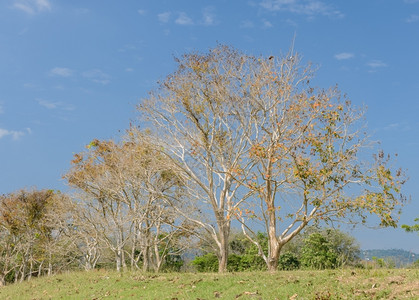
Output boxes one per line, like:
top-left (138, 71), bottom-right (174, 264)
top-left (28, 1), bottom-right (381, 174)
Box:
top-left (0, 268), bottom-right (417, 299)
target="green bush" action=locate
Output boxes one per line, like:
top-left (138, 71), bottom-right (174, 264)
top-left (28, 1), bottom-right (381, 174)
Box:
top-left (278, 252), bottom-right (300, 270)
top-left (161, 253), bottom-right (184, 272)
top-left (192, 252), bottom-right (266, 272)
top-left (301, 233), bottom-right (338, 269)
top-left (191, 253), bottom-right (218, 272)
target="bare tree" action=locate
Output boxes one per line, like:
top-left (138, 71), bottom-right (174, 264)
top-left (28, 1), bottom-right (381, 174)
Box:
top-left (139, 46), bottom-right (258, 272)
top-left (65, 132), bottom-right (188, 272)
top-left (139, 45), bottom-right (407, 272)
top-left (234, 53), bottom-right (407, 271)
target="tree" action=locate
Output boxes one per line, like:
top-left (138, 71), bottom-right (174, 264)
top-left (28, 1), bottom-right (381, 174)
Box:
top-left (65, 132), bottom-right (189, 272)
top-left (0, 189), bottom-right (75, 285)
top-left (230, 50), bottom-right (407, 271)
top-left (321, 228), bottom-right (360, 267)
top-left (139, 45), bottom-right (256, 272)
top-left (139, 45), bottom-right (407, 272)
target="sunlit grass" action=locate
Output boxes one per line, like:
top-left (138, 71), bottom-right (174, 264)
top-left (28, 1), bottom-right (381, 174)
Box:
top-left (0, 268), bottom-right (417, 299)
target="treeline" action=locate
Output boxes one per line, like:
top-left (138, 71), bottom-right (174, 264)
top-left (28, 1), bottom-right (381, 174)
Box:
top-left (0, 45), bottom-right (408, 284)
top-left (0, 187), bottom-right (364, 285)
top-left (0, 187), bottom-right (192, 285)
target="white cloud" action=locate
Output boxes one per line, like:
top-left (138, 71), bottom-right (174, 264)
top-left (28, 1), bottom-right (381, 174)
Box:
top-left (383, 122), bottom-right (411, 131)
top-left (13, 0), bottom-right (51, 14)
top-left (0, 128), bottom-right (30, 140)
top-left (49, 67), bottom-right (73, 77)
top-left (262, 19), bottom-right (273, 28)
top-left (137, 9), bottom-right (146, 16)
top-left (82, 69), bottom-right (111, 85)
top-left (175, 12), bottom-right (193, 25)
top-left (259, 0), bottom-right (343, 18)
top-left (36, 99), bottom-right (75, 110)
top-left (406, 14), bottom-right (419, 23)
top-left (118, 44), bottom-right (137, 53)
top-left (37, 99), bottom-right (58, 109)
top-left (240, 20), bottom-right (255, 28)
top-left (367, 60), bottom-right (387, 68)
top-left (202, 7), bottom-right (216, 26)
top-left (334, 52), bottom-right (354, 60)
top-left (158, 12), bottom-right (171, 23)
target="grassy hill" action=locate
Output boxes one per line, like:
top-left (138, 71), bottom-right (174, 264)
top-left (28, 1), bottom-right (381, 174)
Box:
top-left (0, 268), bottom-right (417, 299)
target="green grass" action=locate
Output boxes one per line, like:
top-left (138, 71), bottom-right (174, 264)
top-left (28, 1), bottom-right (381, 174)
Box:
top-left (0, 268), bottom-right (418, 299)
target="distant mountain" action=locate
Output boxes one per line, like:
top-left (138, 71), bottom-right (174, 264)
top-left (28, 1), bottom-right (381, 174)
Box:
top-left (360, 249), bottom-right (418, 267)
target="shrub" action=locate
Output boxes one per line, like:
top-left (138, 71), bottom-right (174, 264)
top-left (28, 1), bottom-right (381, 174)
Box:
top-left (191, 253), bottom-right (218, 272)
top-left (301, 233), bottom-right (338, 269)
top-left (278, 252), bottom-right (300, 270)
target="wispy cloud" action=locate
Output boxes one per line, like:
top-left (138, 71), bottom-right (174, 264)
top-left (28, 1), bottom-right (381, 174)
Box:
top-left (82, 69), bottom-right (111, 85)
top-left (202, 7), bottom-right (217, 26)
top-left (259, 0), bottom-right (344, 18)
top-left (158, 9), bottom-right (217, 27)
top-left (13, 0), bottom-right (51, 14)
top-left (137, 9), bottom-right (146, 16)
top-left (367, 60), bottom-right (387, 68)
top-left (240, 20), bottom-right (255, 28)
top-left (36, 99), bottom-right (75, 111)
top-left (49, 67), bottom-right (73, 77)
top-left (158, 12), bottom-right (171, 23)
top-left (0, 128), bottom-right (30, 140)
top-left (383, 122), bottom-right (411, 132)
top-left (334, 52), bottom-right (354, 60)
top-left (175, 12), bottom-right (193, 25)
top-left (406, 14), bottom-right (419, 23)
top-left (262, 19), bottom-right (273, 28)
top-left (118, 44), bottom-right (137, 53)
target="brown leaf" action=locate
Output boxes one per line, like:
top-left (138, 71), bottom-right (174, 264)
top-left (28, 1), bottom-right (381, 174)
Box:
top-left (289, 294), bottom-right (298, 300)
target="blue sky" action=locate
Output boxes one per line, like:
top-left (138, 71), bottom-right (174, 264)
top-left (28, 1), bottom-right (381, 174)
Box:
top-left (1, 0), bottom-right (418, 252)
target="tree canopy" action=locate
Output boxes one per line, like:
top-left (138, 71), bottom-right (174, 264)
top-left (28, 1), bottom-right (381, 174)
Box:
top-left (139, 45), bottom-right (407, 272)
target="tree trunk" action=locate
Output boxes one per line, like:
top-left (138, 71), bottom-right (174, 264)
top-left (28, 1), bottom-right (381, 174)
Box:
top-left (267, 241), bottom-right (281, 272)
top-left (216, 219), bottom-right (230, 273)
top-left (142, 246), bottom-right (149, 272)
top-left (130, 231), bottom-right (138, 268)
top-left (38, 261), bottom-right (43, 277)
top-left (115, 249), bottom-right (122, 272)
top-left (267, 205), bottom-right (280, 272)
top-left (28, 260), bottom-right (33, 280)
top-left (121, 249), bottom-right (127, 271)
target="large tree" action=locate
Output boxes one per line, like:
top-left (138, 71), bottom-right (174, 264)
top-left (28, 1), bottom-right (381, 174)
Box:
top-left (139, 45), bottom-right (407, 272)
top-left (139, 46), bottom-right (257, 272)
top-left (233, 51), bottom-right (407, 271)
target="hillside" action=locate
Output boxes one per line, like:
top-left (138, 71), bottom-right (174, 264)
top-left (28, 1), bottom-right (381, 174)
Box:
top-left (360, 249), bottom-right (418, 267)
